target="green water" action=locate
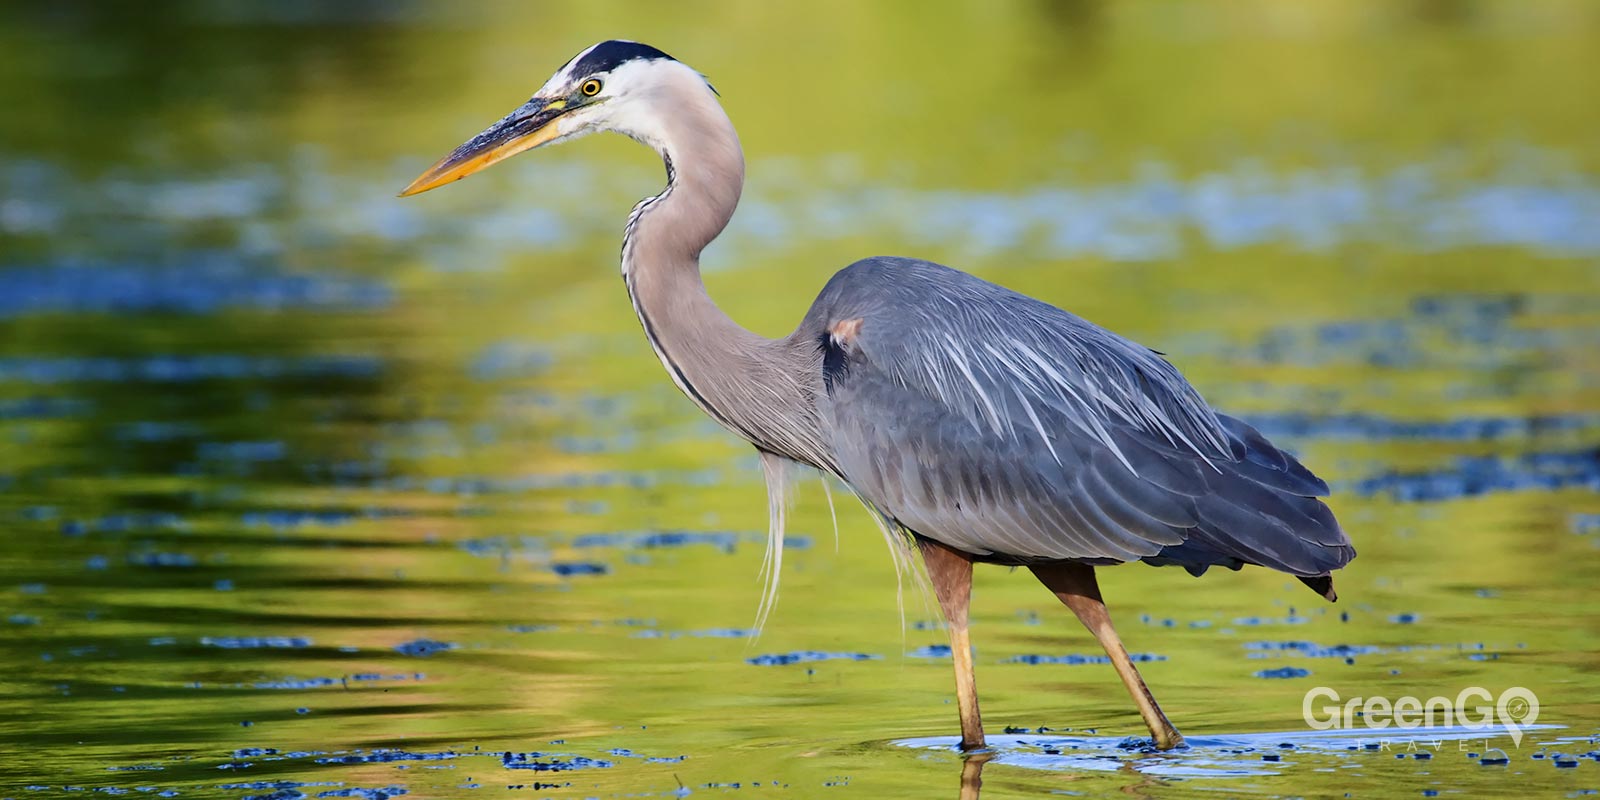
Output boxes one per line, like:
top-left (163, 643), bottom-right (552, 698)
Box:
top-left (2, 2), bottom-right (1599, 797)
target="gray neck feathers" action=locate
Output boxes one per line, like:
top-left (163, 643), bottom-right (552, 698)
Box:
top-left (619, 78), bottom-right (830, 470)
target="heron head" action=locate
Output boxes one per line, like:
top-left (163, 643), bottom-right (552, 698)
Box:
top-left (400, 40), bottom-right (712, 197)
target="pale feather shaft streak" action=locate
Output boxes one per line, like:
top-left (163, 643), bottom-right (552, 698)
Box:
top-left (853, 267), bottom-right (1240, 469)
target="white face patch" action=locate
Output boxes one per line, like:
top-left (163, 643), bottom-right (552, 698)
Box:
top-left (538, 41), bottom-right (603, 96)
top-left (526, 58), bottom-right (713, 159)
top-left (554, 113), bottom-right (584, 137)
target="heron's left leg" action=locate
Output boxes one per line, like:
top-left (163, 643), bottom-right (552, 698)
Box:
top-left (1029, 561), bottom-right (1185, 750)
top-left (918, 538), bottom-right (986, 751)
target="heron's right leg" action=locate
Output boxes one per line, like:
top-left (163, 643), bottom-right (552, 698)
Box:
top-left (1029, 561), bottom-right (1185, 750)
top-left (918, 538), bottom-right (986, 751)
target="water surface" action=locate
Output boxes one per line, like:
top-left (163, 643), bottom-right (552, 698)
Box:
top-left (2, 2), bottom-right (1599, 798)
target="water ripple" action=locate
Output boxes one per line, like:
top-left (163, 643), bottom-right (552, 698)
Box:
top-left (0, 355), bottom-right (381, 384)
top-left (8, 150), bottom-right (1600, 267)
top-left (1352, 448), bottom-right (1600, 501)
top-left (0, 259), bottom-right (391, 318)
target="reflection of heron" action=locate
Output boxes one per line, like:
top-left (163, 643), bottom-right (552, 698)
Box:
top-left (402, 40), bottom-right (1355, 752)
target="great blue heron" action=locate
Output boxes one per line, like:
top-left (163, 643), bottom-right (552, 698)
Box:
top-left (400, 40), bottom-right (1356, 752)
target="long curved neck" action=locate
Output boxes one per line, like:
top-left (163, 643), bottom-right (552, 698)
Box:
top-left (620, 90), bottom-right (829, 469)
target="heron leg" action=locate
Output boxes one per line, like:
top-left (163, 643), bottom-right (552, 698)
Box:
top-left (1029, 562), bottom-right (1185, 750)
top-left (918, 538), bottom-right (986, 751)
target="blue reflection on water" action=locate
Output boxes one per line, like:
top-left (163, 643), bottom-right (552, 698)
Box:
top-left (0, 355), bottom-right (382, 384)
top-left (0, 259), bottom-right (391, 318)
top-left (1242, 412), bottom-right (1600, 442)
top-left (8, 152), bottom-right (1600, 271)
top-left (1353, 449), bottom-right (1600, 501)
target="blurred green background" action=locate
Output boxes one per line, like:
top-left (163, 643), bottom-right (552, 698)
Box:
top-left (1, 1), bottom-right (1598, 797)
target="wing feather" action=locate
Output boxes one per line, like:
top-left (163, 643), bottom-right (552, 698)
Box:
top-left (806, 257), bottom-right (1355, 578)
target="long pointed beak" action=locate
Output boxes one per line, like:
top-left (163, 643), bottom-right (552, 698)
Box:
top-left (399, 98), bottom-right (570, 197)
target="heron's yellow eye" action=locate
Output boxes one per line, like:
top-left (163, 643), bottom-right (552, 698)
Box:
top-left (581, 78), bottom-right (603, 97)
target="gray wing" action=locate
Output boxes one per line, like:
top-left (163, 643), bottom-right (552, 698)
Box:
top-left (805, 256), bottom-right (1355, 578)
